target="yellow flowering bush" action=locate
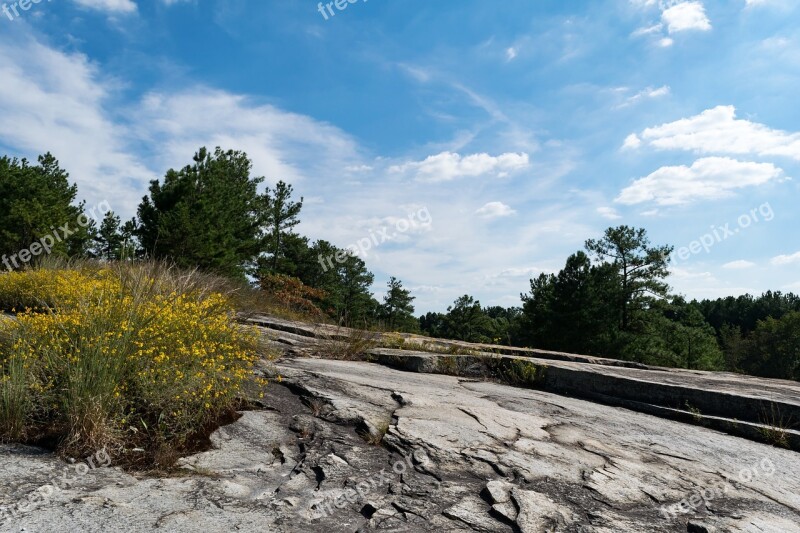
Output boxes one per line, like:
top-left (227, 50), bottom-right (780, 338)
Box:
top-left (0, 264), bottom-right (262, 466)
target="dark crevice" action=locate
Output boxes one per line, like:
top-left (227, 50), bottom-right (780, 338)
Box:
top-left (311, 465), bottom-right (326, 489)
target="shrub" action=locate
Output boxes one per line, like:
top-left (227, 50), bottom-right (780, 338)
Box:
top-left (260, 273), bottom-right (327, 320)
top-left (0, 263), bottom-right (262, 467)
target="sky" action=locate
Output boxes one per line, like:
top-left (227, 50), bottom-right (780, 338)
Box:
top-left (0, 0), bottom-right (798, 313)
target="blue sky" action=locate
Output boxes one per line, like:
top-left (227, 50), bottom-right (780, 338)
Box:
top-left (0, 0), bottom-right (798, 312)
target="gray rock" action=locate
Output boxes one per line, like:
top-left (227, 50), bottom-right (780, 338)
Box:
top-left (1, 356), bottom-right (799, 532)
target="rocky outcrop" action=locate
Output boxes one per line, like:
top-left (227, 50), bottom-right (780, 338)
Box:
top-left (2, 317), bottom-right (799, 532)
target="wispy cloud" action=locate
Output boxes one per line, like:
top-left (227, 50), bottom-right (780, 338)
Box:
top-left (616, 85), bottom-right (671, 108)
top-left (722, 260), bottom-right (756, 269)
top-left (72, 0), bottom-right (137, 13)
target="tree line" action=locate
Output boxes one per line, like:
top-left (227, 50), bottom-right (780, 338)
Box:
top-left (0, 149), bottom-right (417, 329)
top-left (1, 148), bottom-right (797, 381)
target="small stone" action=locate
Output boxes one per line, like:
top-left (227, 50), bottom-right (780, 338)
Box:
top-left (485, 480), bottom-right (513, 504)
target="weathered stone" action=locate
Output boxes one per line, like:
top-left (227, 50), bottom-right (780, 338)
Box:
top-left (1, 350), bottom-right (799, 532)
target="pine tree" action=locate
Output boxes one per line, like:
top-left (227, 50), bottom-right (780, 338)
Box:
top-left (0, 153), bottom-right (93, 266)
top-left (264, 181), bottom-right (303, 273)
top-left (381, 277), bottom-right (416, 332)
top-left (585, 226), bottom-right (673, 332)
top-left (136, 147), bottom-right (267, 278)
top-left (96, 211), bottom-right (124, 260)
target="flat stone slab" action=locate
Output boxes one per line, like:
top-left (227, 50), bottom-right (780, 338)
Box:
top-left (247, 315), bottom-right (800, 448)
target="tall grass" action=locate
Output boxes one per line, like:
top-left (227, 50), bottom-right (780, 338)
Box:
top-left (0, 260), bottom-right (265, 467)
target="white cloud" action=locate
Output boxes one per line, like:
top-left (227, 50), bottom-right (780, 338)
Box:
top-left (389, 151), bottom-right (529, 182)
top-left (136, 89), bottom-right (363, 188)
top-left (771, 251), bottom-right (800, 266)
top-left (72, 0), bottom-right (137, 13)
top-left (631, 1), bottom-right (710, 46)
top-left (622, 133), bottom-right (643, 149)
top-left (633, 105), bottom-right (800, 160)
top-left (661, 1), bottom-right (712, 33)
top-left (487, 266), bottom-right (550, 279)
top-left (0, 36), bottom-right (150, 215)
top-left (616, 157), bottom-right (783, 205)
top-left (722, 260), bottom-right (756, 269)
top-left (505, 47), bottom-right (518, 61)
top-left (597, 206), bottom-right (623, 220)
top-left (476, 201), bottom-right (516, 219)
top-left (0, 34), bottom-right (364, 218)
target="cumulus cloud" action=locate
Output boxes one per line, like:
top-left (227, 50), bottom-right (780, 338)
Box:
top-left (476, 201), bottom-right (516, 219)
top-left (389, 151), bottom-right (529, 182)
top-left (630, 105), bottom-right (800, 160)
top-left (615, 157), bottom-right (783, 205)
top-left (631, 1), bottom-right (711, 46)
top-left (661, 1), bottom-right (712, 33)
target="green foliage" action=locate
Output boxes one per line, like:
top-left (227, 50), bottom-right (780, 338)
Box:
top-left (696, 291), bottom-right (800, 336)
top-left (0, 154), bottom-right (94, 264)
top-left (95, 211), bottom-right (125, 260)
top-left (620, 300), bottom-right (724, 370)
top-left (495, 359), bottom-right (547, 387)
top-left (136, 147), bottom-right (267, 279)
top-left (516, 227), bottom-right (724, 371)
top-left (419, 311), bottom-right (447, 338)
top-left (441, 295), bottom-right (494, 343)
top-left (585, 225), bottom-right (673, 332)
top-left (741, 311), bottom-right (800, 381)
top-left (262, 181), bottom-right (303, 274)
top-left (380, 277), bottom-right (418, 332)
top-left (698, 293), bottom-right (800, 380)
top-left (517, 252), bottom-right (620, 355)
